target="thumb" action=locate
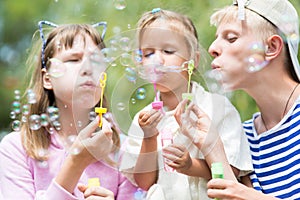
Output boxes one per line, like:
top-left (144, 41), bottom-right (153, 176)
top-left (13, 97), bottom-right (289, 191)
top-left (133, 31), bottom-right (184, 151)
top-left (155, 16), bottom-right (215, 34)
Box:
top-left (77, 183), bottom-right (88, 193)
top-left (79, 116), bottom-right (100, 139)
top-left (101, 118), bottom-right (113, 140)
top-left (174, 99), bottom-right (189, 125)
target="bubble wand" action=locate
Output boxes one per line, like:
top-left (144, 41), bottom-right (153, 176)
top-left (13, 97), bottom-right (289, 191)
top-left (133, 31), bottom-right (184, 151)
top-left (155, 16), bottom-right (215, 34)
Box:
top-left (151, 81), bottom-right (163, 110)
top-left (150, 61), bottom-right (163, 110)
top-left (95, 72), bottom-right (107, 127)
top-left (182, 60), bottom-right (195, 101)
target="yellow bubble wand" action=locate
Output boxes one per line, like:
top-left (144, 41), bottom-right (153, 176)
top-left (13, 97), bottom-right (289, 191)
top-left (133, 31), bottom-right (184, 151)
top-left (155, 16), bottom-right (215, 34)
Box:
top-left (95, 72), bottom-right (107, 127)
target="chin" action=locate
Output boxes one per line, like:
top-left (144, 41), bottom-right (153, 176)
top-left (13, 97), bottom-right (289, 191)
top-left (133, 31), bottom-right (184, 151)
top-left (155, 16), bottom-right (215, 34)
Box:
top-left (72, 98), bottom-right (98, 109)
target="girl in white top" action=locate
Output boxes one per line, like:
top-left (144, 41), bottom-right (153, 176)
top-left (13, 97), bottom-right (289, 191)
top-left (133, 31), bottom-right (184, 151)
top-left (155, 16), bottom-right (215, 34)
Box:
top-left (120, 8), bottom-right (253, 200)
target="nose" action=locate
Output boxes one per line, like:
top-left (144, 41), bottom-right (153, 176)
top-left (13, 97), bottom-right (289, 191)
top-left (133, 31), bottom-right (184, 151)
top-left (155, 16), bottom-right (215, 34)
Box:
top-left (208, 40), bottom-right (220, 58)
top-left (151, 50), bottom-right (164, 65)
top-left (80, 57), bottom-right (93, 76)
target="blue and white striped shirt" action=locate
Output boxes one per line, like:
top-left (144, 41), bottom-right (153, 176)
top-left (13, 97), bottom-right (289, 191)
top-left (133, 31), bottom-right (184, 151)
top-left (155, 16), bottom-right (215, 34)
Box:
top-left (244, 100), bottom-right (300, 200)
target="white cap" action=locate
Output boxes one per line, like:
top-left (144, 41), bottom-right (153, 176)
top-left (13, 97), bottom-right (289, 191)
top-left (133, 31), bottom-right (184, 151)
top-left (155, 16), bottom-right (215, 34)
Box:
top-left (233, 0), bottom-right (300, 81)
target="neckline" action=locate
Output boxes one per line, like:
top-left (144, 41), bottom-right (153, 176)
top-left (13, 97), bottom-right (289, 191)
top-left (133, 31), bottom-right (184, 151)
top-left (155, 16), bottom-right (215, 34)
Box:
top-left (260, 83), bottom-right (300, 131)
top-left (254, 95), bottom-right (300, 135)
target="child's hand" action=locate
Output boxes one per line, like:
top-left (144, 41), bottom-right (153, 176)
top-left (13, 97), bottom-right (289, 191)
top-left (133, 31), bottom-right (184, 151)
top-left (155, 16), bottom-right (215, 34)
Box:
top-left (78, 183), bottom-right (114, 200)
top-left (71, 116), bottom-right (113, 164)
top-left (162, 144), bottom-right (192, 174)
top-left (174, 100), bottom-right (213, 154)
top-left (138, 109), bottom-right (163, 139)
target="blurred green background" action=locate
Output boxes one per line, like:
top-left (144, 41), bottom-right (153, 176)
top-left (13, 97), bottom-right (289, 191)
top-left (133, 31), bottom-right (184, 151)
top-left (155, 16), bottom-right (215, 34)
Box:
top-left (1, 0), bottom-right (299, 137)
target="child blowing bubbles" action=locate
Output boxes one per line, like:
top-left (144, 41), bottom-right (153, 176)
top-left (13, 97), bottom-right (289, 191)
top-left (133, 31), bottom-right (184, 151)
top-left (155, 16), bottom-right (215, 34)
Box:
top-left (120, 8), bottom-right (253, 200)
top-left (205, 0), bottom-right (300, 199)
top-left (0, 22), bottom-right (137, 199)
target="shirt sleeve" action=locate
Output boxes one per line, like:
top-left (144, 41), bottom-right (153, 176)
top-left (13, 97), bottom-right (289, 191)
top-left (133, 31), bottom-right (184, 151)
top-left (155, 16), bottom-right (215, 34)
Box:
top-left (0, 132), bottom-right (78, 200)
top-left (36, 180), bottom-right (77, 200)
top-left (213, 94), bottom-right (253, 176)
top-left (0, 132), bottom-right (37, 199)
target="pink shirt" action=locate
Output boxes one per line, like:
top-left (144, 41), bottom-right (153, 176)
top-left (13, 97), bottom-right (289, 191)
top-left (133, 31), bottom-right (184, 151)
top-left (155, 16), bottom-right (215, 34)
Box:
top-left (0, 131), bottom-right (138, 200)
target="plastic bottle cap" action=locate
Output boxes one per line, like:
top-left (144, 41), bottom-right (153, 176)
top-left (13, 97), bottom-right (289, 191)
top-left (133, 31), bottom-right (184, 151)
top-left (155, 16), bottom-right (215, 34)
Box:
top-left (152, 101), bottom-right (163, 110)
top-left (88, 178), bottom-right (100, 188)
top-left (182, 93), bottom-right (194, 101)
top-left (211, 162), bottom-right (224, 179)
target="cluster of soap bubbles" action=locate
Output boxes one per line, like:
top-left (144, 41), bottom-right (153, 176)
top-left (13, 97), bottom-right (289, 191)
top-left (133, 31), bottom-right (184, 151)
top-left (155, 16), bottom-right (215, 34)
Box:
top-left (245, 42), bottom-right (269, 73)
top-left (136, 54), bottom-right (187, 83)
top-left (10, 89), bottom-right (61, 132)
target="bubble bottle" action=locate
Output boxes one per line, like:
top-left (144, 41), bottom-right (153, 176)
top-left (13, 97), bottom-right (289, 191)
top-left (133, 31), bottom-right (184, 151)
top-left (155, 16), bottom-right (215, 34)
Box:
top-left (211, 162), bottom-right (224, 200)
top-left (95, 72), bottom-right (107, 127)
top-left (88, 177), bottom-right (100, 188)
top-left (161, 129), bottom-right (175, 172)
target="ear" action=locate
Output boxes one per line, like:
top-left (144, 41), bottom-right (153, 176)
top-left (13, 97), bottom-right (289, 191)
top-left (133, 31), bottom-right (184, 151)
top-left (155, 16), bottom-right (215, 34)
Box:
top-left (194, 51), bottom-right (200, 69)
top-left (42, 68), bottom-right (53, 90)
top-left (265, 35), bottom-right (284, 61)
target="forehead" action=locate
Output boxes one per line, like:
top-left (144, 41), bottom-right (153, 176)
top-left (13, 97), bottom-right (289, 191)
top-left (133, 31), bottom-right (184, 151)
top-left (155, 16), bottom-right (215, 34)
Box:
top-left (140, 21), bottom-right (187, 48)
top-left (52, 34), bottom-right (100, 57)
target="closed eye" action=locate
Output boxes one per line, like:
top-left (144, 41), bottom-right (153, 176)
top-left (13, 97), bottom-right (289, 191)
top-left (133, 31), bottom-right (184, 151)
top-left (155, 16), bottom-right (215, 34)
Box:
top-left (143, 51), bottom-right (154, 58)
top-left (227, 37), bottom-right (237, 43)
top-left (163, 49), bottom-right (175, 54)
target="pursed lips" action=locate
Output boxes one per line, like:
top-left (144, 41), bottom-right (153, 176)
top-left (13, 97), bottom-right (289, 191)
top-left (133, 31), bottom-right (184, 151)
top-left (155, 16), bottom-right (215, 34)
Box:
top-left (211, 62), bottom-right (221, 70)
top-left (80, 80), bottom-right (97, 89)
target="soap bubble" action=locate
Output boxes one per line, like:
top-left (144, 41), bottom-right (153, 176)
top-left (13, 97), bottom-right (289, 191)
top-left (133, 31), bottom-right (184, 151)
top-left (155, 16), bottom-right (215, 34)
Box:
top-left (21, 115), bottom-right (27, 123)
top-left (29, 114), bottom-right (41, 130)
top-left (245, 43), bottom-right (269, 73)
top-left (133, 49), bottom-right (142, 64)
top-left (11, 120), bottom-right (21, 131)
top-left (113, 0), bottom-right (126, 10)
top-left (37, 160), bottom-right (49, 168)
top-left (48, 58), bottom-right (66, 78)
top-left (136, 88), bottom-right (146, 100)
top-left (116, 102), bottom-right (126, 111)
top-left (22, 104), bottom-right (30, 116)
top-left (89, 111), bottom-right (97, 121)
top-left (101, 48), bottom-right (117, 63)
top-left (27, 89), bottom-right (37, 104)
top-left (120, 53), bottom-right (133, 67)
top-left (64, 135), bottom-right (82, 155)
top-left (14, 90), bottom-right (21, 100)
top-left (134, 188), bottom-right (147, 200)
top-left (47, 106), bottom-right (60, 122)
top-left (125, 67), bottom-right (137, 83)
top-left (131, 98), bottom-right (136, 104)
top-left (37, 148), bottom-right (49, 157)
top-left (119, 37), bottom-right (131, 52)
top-left (10, 111), bottom-right (16, 119)
top-left (40, 113), bottom-right (50, 127)
top-left (11, 101), bottom-right (21, 114)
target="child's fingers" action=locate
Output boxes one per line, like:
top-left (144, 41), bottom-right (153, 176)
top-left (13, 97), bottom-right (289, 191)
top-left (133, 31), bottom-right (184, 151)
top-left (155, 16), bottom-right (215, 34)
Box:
top-left (101, 118), bottom-right (113, 140)
top-left (174, 99), bottom-right (189, 124)
top-left (163, 145), bottom-right (184, 157)
top-left (84, 186), bottom-right (114, 198)
top-left (78, 116), bottom-right (100, 139)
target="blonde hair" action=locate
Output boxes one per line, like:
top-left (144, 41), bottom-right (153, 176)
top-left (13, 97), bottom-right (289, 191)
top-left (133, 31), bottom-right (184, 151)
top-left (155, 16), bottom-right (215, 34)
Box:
top-left (23, 24), bottom-right (120, 161)
top-left (137, 9), bottom-right (199, 60)
top-left (210, 5), bottom-right (297, 81)
top-left (210, 6), bottom-right (277, 41)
